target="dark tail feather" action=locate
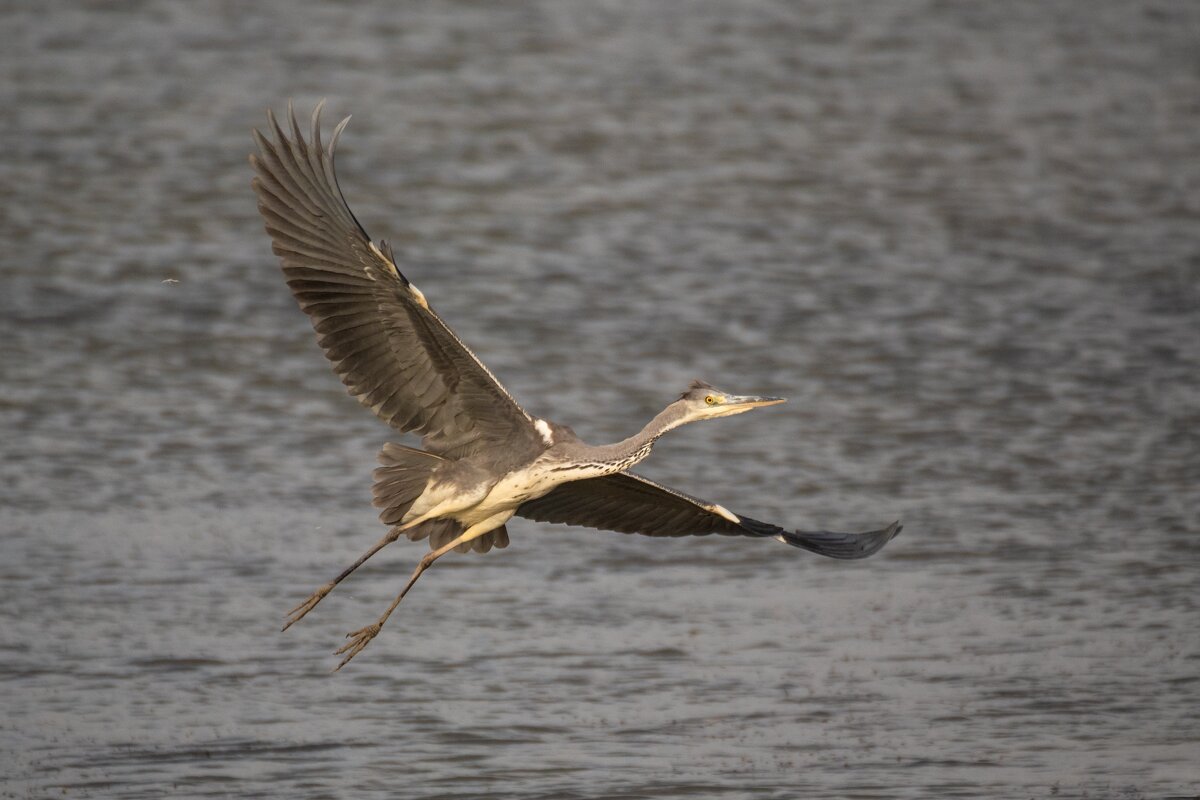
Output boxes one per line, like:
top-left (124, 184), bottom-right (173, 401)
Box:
top-left (372, 443), bottom-right (444, 525)
top-left (739, 518), bottom-right (902, 560)
top-left (405, 519), bottom-right (509, 554)
top-left (374, 444), bottom-right (511, 556)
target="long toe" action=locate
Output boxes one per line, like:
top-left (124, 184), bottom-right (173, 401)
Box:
top-left (333, 623), bottom-right (382, 671)
top-left (282, 582), bottom-right (335, 631)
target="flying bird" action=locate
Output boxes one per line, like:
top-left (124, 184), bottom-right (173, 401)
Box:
top-left (250, 102), bottom-right (901, 669)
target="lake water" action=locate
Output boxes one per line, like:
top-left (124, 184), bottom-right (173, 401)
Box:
top-left (2, 2), bottom-right (1198, 797)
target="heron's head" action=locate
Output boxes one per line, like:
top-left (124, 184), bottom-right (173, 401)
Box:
top-left (676, 380), bottom-right (786, 422)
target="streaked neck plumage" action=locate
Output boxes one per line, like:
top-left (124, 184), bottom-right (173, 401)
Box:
top-left (571, 401), bottom-right (691, 473)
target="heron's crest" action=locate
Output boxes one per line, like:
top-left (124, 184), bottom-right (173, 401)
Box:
top-left (680, 379), bottom-right (717, 400)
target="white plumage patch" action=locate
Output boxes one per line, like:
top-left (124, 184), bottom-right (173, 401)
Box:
top-left (708, 503), bottom-right (740, 523)
top-left (368, 241), bottom-right (430, 309)
top-left (534, 419), bottom-right (554, 446)
top-left (408, 283), bottom-right (430, 309)
top-left (368, 241), bottom-right (398, 276)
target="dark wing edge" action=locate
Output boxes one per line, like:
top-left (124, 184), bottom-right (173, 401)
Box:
top-left (249, 101), bottom-right (540, 457)
top-left (515, 472), bottom-right (901, 560)
top-left (737, 516), bottom-right (902, 559)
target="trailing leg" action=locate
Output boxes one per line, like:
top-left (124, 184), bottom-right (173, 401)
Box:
top-left (283, 443), bottom-right (443, 631)
top-left (282, 525), bottom-right (404, 631)
top-left (333, 517), bottom-right (509, 670)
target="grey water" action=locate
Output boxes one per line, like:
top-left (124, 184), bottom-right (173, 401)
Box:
top-left (2, 2), bottom-right (1198, 797)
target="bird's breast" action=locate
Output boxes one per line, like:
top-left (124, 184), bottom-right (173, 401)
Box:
top-left (480, 465), bottom-right (558, 509)
top-left (475, 456), bottom-right (611, 514)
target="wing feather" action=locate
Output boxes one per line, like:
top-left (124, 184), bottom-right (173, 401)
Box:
top-left (516, 473), bottom-right (901, 559)
top-left (250, 101), bottom-right (541, 458)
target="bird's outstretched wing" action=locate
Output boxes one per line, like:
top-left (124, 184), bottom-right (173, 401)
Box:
top-left (516, 472), bottom-right (901, 558)
top-left (250, 102), bottom-right (541, 459)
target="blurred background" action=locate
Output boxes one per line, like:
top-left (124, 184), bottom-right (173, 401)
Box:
top-left (2, 1), bottom-right (1197, 797)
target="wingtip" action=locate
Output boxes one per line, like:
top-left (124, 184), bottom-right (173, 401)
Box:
top-left (310, 98), bottom-right (327, 150)
top-left (778, 519), bottom-right (903, 559)
top-left (287, 98), bottom-right (304, 145)
top-left (262, 98), bottom-right (350, 157)
top-left (329, 114), bottom-right (352, 150)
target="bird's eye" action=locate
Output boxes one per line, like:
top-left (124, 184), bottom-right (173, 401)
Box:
top-left (705, 395), bottom-right (716, 405)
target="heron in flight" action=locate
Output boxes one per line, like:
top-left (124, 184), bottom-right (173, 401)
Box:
top-left (250, 102), bottom-right (901, 669)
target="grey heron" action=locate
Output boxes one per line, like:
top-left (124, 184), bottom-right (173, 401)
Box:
top-left (250, 102), bottom-right (901, 669)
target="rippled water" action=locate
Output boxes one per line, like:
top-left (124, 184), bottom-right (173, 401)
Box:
top-left (3, 2), bottom-right (1198, 797)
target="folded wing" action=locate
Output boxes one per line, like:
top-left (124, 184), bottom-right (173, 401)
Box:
top-left (516, 472), bottom-right (901, 559)
top-left (250, 102), bottom-right (541, 459)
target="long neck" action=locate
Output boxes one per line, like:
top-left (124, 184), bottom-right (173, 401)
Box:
top-left (581, 402), bottom-right (690, 472)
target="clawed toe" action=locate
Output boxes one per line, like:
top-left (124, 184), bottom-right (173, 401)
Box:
top-left (333, 623), bottom-right (382, 670)
top-left (282, 582), bottom-right (335, 631)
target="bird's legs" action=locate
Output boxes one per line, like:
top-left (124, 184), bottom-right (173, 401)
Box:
top-left (283, 507), bottom-right (457, 630)
top-left (282, 526), bottom-right (404, 631)
top-left (333, 521), bottom-right (498, 670)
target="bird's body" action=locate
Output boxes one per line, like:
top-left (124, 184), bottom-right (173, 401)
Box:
top-left (376, 392), bottom-right (765, 557)
top-left (250, 102), bottom-right (901, 668)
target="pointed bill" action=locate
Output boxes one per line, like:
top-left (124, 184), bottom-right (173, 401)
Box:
top-left (723, 394), bottom-right (786, 411)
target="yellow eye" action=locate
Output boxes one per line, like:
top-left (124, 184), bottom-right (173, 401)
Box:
top-left (704, 395), bottom-right (717, 405)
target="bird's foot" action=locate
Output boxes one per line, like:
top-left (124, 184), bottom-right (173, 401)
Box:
top-left (333, 622), bottom-right (382, 671)
top-left (282, 582), bottom-right (335, 631)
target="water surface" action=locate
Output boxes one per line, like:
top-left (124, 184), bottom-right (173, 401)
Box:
top-left (2, 2), bottom-right (1198, 797)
